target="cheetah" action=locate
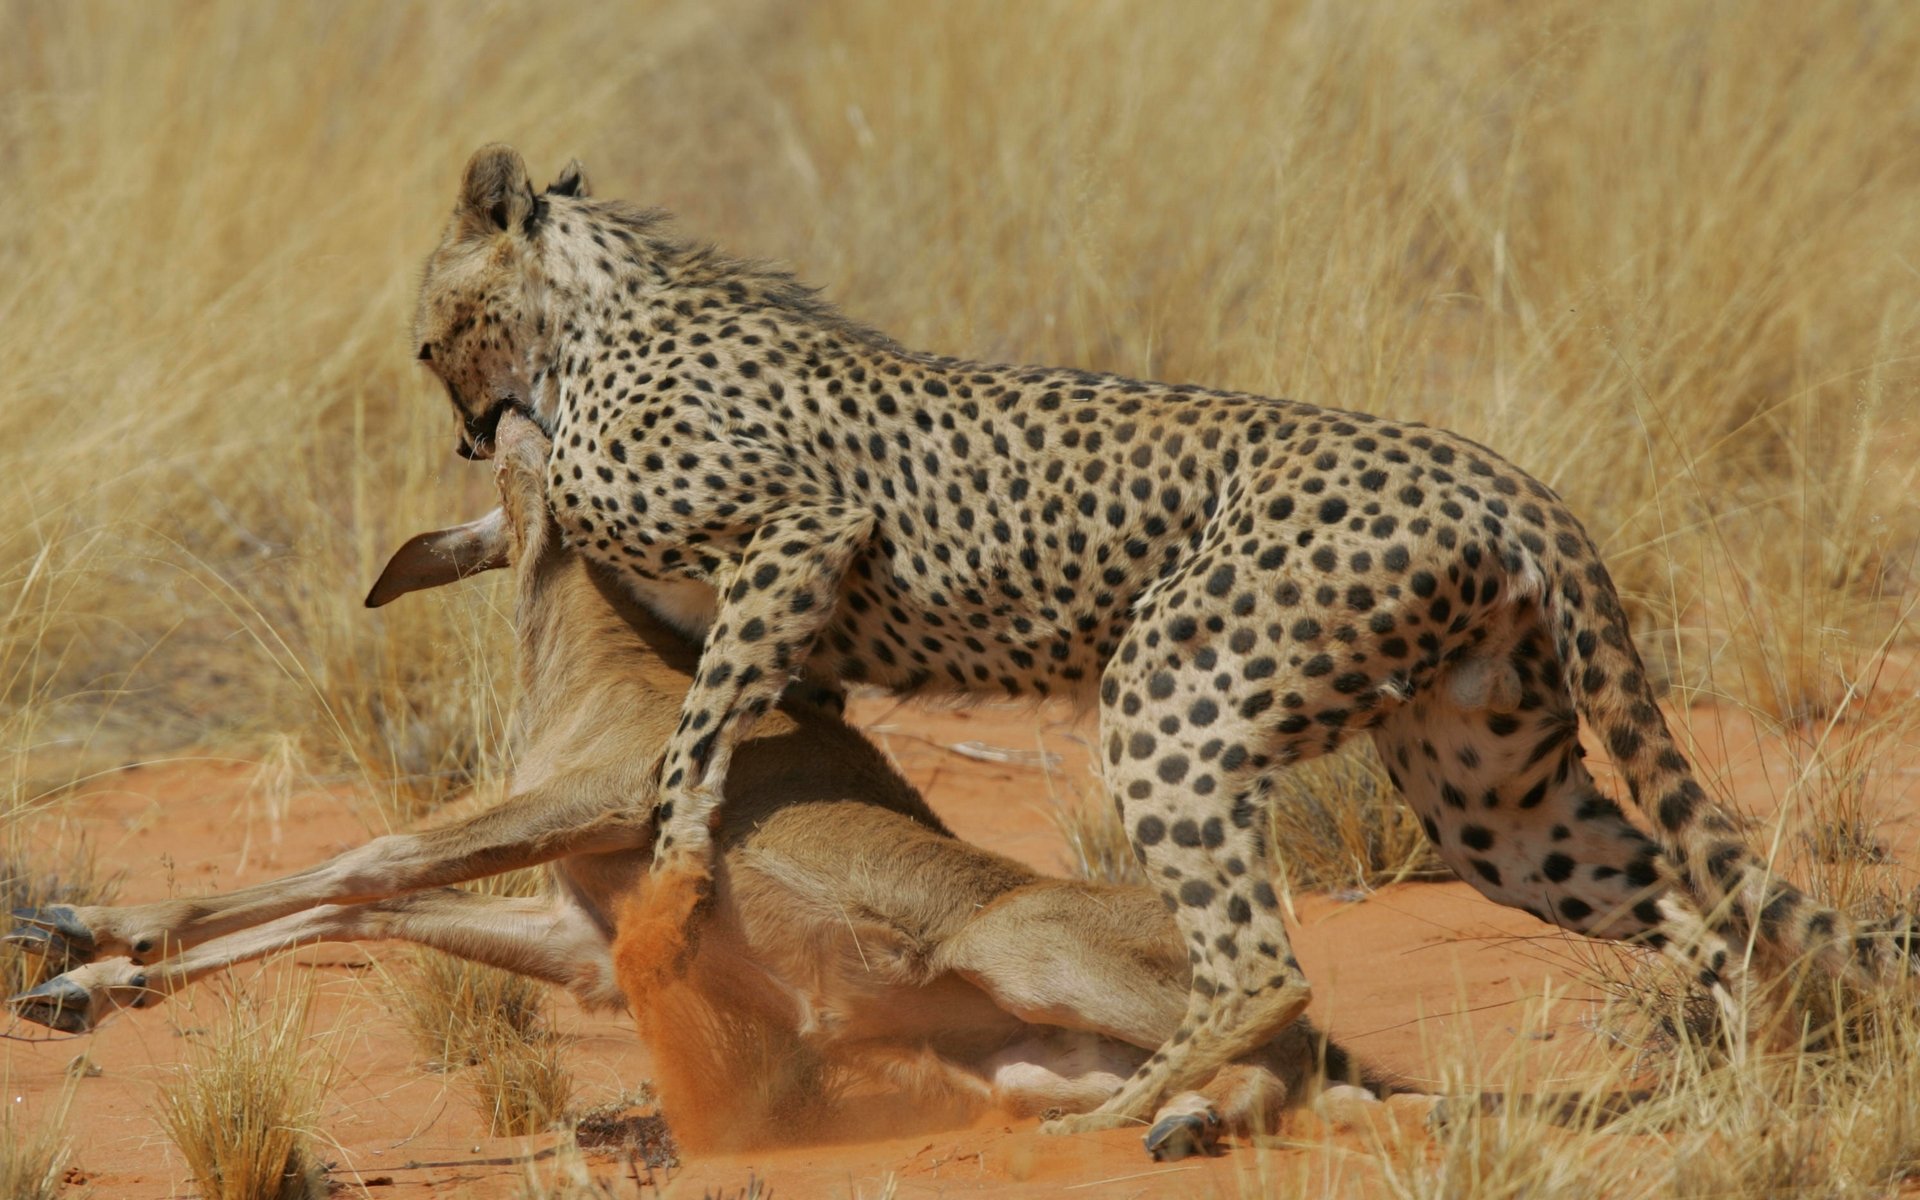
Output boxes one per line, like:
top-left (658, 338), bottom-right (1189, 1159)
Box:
top-left (411, 145), bottom-right (1912, 1133)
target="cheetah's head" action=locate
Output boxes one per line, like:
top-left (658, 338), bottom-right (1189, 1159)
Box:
top-left (414, 144), bottom-right (589, 460)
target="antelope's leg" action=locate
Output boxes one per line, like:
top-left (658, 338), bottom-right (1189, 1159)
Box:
top-left (935, 882), bottom-right (1186, 1049)
top-left (7, 764), bottom-right (650, 968)
top-left (9, 888), bottom-right (617, 1033)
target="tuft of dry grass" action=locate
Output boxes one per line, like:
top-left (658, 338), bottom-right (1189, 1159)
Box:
top-left (1052, 742), bottom-right (1444, 894)
top-left (155, 982), bottom-right (331, 1200)
top-left (392, 869), bottom-right (576, 1136)
top-left (1264, 749), bottom-right (1448, 893)
top-left (1607, 990), bottom-right (1920, 1198)
top-left (1333, 977), bottom-right (1920, 1200)
top-left (0, 1076), bottom-right (73, 1200)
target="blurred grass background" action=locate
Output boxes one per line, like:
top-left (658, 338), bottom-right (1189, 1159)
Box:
top-left (4, 5), bottom-right (1920, 1193)
top-left (1, 0), bottom-right (1915, 804)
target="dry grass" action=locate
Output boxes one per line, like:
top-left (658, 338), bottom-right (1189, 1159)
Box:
top-left (1047, 789), bottom-right (1143, 889)
top-left (1267, 963), bottom-right (1920, 1200)
top-left (0, 1075), bottom-right (73, 1200)
top-left (155, 981), bottom-right (331, 1200)
top-left (1052, 743), bottom-right (1444, 893)
top-left (2, 0), bottom-right (1918, 1192)
top-left (2, 0), bottom-right (1913, 779)
top-left (1265, 750), bottom-right (1448, 893)
top-left (391, 869), bottom-right (576, 1136)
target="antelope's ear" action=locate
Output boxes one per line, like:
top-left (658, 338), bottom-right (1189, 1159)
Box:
top-left (365, 509), bottom-right (511, 608)
top-left (458, 143), bottom-right (536, 233)
top-left (546, 158), bottom-right (591, 198)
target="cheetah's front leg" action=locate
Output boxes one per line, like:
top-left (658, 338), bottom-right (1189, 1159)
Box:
top-left (619, 504), bottom-right (872, 989)
top-left (649, 502), bottom-right (874, 871)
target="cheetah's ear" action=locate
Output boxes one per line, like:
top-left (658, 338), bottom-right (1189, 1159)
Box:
top-left (458, 143), bottom-right (537, 235)
top-left (365, 509), bottom-right (511, 608)
top-left (546, 158), bottom-right (591, 199)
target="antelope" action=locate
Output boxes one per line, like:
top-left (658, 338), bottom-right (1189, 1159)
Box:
top-left (7, 411), bottom-right (1413, 1159)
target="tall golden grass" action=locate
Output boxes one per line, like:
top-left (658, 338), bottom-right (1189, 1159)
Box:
top-left (3, 0), bottom-right (1914, 780)
top-left (3, 0), bottom-right (1918, 1192)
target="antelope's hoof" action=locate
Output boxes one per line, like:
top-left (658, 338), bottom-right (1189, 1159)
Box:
top-left (6, 906), bottom-right (98, 966)
top-left (7, 976), bottom-right (96, 1034)
top-left (1144, 1112), bottom-right (1219, 1161)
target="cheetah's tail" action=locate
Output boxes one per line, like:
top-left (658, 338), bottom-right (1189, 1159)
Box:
top-left (1522, 527), bottom-right (1906, 986)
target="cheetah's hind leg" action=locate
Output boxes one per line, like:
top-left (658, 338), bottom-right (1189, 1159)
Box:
top-left (1368, 624), bottom-right (1749, 1058)
top-left (1050, 610), bottom-right (1330, 1131)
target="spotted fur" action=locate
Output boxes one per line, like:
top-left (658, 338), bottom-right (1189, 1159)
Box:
top-left (412, 146), bottom-right (1910, 1129)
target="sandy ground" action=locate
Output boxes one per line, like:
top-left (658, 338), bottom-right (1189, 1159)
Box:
top-left (5, 695), bottom-right (1917, 1198)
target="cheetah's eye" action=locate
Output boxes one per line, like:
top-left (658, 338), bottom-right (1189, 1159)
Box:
top-left (417, 344), bottom-right (434, 362)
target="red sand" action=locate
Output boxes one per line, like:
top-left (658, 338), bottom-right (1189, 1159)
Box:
top-left (5, 697), bottom-right (1915, 1197)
